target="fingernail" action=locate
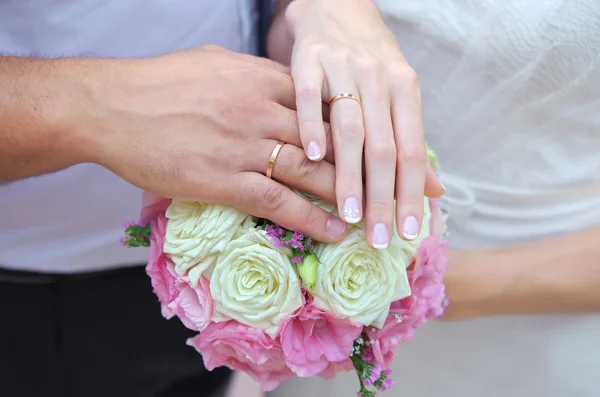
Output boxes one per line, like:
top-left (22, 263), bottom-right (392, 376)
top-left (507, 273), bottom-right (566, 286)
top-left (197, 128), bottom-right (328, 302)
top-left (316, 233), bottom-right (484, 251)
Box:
top-left (327, 218), bottom-right (346, 236)
top-left (343, 197), bottom-right (361, 223)
top-left (372, 223), bottom-right (389, 249)
top-left (441, 183), bottom-right (446, 194)
top-left (307, 141), bottom-right (321, 161)
top-left (402, 216), bottom-right (420, 240)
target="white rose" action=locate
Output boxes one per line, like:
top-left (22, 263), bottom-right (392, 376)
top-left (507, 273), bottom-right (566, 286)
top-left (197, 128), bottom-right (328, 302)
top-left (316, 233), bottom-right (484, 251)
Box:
top-left (210, 228), bottom-right (303, 338)
top-left (311, 226), bottom-right (413, 328)
top-left (163, 200), bottom-right (256, 286)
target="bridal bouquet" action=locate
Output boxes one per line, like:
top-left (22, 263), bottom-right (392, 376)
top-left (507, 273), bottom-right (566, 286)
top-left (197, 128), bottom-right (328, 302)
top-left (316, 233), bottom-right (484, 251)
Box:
top-left (123, 150), bottom-right (448, 397)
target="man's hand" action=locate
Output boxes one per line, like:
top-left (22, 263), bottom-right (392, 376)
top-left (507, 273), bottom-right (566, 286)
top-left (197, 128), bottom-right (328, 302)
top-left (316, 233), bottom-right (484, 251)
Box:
top-left (0, 46), bottom-right (347, 242)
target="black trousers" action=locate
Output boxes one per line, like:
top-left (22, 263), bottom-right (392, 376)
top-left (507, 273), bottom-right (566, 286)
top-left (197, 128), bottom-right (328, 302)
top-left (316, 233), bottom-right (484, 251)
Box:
top-left (0, 266), bottom-right (231, 397)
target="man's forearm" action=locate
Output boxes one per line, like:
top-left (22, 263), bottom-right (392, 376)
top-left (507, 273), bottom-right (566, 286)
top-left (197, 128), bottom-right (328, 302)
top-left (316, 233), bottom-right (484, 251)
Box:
top-left (0, 56), bottom-right (97, 182)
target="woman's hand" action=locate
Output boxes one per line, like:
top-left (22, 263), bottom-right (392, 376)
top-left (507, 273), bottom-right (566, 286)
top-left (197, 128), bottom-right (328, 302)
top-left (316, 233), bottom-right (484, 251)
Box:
top-left (80, 46), bottom-right (347, 242)
top-left (273, 0), bottom-right (444, 249)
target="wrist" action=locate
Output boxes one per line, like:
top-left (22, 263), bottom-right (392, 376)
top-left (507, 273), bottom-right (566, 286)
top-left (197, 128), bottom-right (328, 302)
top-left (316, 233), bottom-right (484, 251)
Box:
top-left (0, 56), bottom-right (105, 179)
top-left (45, 58), bottom-right (106, 166)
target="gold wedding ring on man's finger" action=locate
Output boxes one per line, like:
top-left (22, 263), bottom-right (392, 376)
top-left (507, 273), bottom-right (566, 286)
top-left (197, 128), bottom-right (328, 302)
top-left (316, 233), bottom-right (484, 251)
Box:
top-left (266, 140), bottom-right (285, 179)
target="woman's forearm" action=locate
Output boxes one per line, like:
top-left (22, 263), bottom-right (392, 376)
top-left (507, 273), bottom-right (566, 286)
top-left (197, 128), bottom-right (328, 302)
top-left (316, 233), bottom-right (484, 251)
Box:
top-left (444, 226), bottom-right (600, 319)
top-left (266, 0), bottom-right (295, 65)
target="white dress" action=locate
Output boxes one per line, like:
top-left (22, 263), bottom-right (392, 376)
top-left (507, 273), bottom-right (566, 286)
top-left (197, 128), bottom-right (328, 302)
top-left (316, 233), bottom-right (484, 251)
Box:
top-left (270, 1), bottom-right (600, 396)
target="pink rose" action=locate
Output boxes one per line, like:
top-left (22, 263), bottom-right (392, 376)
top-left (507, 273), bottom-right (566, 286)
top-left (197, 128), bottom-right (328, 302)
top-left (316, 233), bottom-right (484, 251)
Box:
top-left (410, 236), bottom-right (448, 320)
top-left (187, 321), bottom-right (294, 391)
top-left (279, 300), bottom-right (362, 377)
top-left (146, 214), bottom-right (180, 318)
top-left (318, 358), bottom-right (355, 379)
top-left (367, 236), bottom-right (448, 368)
top-left (428, 198), bottom-right (447, 238)
top-left (140, 191), bottom-right (171, 225)
top-left (168, 277), bottom-right (213, 332)
top-left (146, 214), bottom-right (213, 329)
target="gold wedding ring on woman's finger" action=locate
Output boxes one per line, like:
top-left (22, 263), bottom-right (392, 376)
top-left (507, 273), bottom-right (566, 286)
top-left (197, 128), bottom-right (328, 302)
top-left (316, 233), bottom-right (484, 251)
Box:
top-left (266, 140), bottom-right (286, 179)
top-left (329, 93), bottom-right (361, 109)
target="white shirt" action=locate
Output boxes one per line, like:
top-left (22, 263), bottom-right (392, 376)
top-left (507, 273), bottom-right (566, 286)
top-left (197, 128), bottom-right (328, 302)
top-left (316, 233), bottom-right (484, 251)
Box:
top-left (0, 0), bottom-right (258, 273)
top-left (270, 1), bottom-right (600, 396)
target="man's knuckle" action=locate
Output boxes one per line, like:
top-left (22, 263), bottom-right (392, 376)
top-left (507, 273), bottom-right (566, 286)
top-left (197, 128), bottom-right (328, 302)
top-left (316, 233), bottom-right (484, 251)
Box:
top-left (297, 156), bottom-right (318, 181)
top-left (297, 202), bottom-right (316, 228)
top-left (261, 185), bottom-right (286, 211)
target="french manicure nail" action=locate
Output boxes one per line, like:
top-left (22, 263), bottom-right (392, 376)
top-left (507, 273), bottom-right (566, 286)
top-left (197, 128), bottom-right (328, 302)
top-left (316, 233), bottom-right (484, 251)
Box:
top-left (327, 218), bottom-right (346, 236)
top-left (343, 197), bottom-right (361, 223)
top-left (372, 223), bottom-right (389, 249)
top-left (307, 141), bottom-right (321, 161)
top-left (402, 216), bottom-right (420, 240)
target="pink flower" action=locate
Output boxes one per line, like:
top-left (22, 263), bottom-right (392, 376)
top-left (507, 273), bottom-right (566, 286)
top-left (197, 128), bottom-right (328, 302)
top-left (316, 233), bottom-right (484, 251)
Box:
top-left (365, 364), bottom-right (382, 385)
top-left (367, 236), bottom-right (448, 368)
top-left (140, 191), bottom-right (171, 225)
top-left (146, 213), bottom-right (213, 329)
top-left (146, 214), bottom-right (180, 318)
top-left (318, 358), bottom-right (355, 379)
top-left (381, 376), bottom-right (395, 391)
top-left (187, 321), bottom-right (294, 391)
top-left (428, 198), bottom-right (447, 238)
top-left (279, 301), bottom-right (363, 377)
top-left (169, 277), bottom-right (213, 332)
top-left (410, 236), bottom-right (448, 321)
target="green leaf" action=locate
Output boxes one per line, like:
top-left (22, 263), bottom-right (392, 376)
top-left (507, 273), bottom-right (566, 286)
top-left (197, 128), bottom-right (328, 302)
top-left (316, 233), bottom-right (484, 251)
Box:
top-left (426, 143), bottom-right (440, 169)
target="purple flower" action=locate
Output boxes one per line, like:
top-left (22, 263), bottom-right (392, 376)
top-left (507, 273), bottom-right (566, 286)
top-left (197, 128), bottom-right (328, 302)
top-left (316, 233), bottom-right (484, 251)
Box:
top-left (293, 256), bottom-right (303, 263)
top-left (123, 220), bottom-right (137, 229)
top-left (119, 236), bottom-right (127, 247)
top-left (265, 224), bottom-right (285, 238)
top-left (362, 347), bottom-right (375, 363)
top-left (380, 378), bottom-right (395, 391)
top-left (266, 224), bottom-right (287, 247)
top-left (270, 237), bottom-right (285, 248)
top-left (365, 365), bottom-right (382, 386)
top-left (291, 231), bottom-right (305, 251)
